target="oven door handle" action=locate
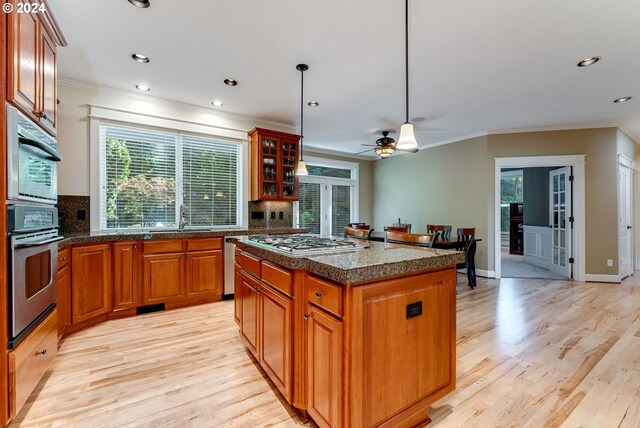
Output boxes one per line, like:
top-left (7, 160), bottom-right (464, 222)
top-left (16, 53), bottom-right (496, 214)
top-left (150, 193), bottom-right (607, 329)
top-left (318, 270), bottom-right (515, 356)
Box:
top-left (15, 236), bottom-right (64, 249)
top-left (18, 136), bottom-right (62, 162)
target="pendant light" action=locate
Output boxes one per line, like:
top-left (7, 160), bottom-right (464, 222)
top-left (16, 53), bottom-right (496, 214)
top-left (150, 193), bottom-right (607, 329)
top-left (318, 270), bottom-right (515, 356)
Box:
top-left (296, 63), bottom-right (309, 176)
top-left (396, 0), bottom-right (418, 150)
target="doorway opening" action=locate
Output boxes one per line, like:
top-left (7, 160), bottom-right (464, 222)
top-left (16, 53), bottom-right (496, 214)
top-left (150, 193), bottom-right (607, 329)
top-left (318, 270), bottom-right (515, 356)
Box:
top-left (500, 167), bottom-right (569, 279)
top-left (494, 155), bottom-right (586, 281)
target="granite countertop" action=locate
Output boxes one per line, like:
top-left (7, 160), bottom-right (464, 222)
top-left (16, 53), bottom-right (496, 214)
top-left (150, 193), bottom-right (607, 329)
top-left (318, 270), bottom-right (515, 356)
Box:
top-left (58, 228), bottom-right (309, 249)
top-left (234, 238), bottom-right (465, 284)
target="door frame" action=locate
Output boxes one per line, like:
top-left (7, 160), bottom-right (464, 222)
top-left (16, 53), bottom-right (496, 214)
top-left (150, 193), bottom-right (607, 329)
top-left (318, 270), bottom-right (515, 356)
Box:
top-left (619, 154), bottom-right (638, 275)
top-left (494, 155), bottom-right (586, 281)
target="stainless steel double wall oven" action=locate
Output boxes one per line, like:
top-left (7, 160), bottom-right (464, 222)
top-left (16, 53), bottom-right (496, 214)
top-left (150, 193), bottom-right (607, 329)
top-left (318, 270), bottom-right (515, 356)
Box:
top-left (6, 104), bottom-right (62, 348)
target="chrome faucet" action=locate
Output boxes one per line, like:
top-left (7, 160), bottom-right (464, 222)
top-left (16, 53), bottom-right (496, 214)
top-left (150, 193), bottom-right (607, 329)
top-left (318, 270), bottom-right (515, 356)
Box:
top-left (179, 203), bottom-right (188, 231)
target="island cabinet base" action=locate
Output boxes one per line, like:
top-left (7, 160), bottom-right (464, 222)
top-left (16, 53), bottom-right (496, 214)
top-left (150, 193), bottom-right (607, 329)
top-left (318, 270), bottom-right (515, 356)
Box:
top-left (235, 247), bottom-right (457, 428)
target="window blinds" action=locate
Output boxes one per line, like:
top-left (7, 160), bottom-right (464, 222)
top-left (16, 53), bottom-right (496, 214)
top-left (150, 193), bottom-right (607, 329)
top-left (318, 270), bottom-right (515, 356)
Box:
top-left (298, 182), bottom-right (322, 235)
top-left (100, 123), bottom-right (240, 230)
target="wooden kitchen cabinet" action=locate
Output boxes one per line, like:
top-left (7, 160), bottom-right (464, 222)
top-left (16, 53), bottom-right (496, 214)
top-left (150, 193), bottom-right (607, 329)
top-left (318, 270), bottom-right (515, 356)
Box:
top-left (260, 283), bottom-right (293, 403)
top-left (239, 272), bottom-right (261, 357)
top-left (185, 250), bottom-right (222, 300)
top-left (142, 253), bottom-right (184, 305)
top-left (249, 128), bottom-right (300, 201)
top-left (7, 1), bottom-right (64, 135)
top-left (307, 305), bottom-right (343, 428)
top-left (113, 242), bottom-right (139, 311)
top-left (57, 265), bottom-right (70, 339)
top-left (71, 244), bottom-right (112, 325)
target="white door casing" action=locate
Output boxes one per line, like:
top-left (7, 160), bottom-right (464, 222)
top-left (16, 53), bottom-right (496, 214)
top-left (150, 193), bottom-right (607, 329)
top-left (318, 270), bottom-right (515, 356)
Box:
top-left (549, 167), bottom-right (572, 278)
top-left (619, 163), bottom-right (632, 279)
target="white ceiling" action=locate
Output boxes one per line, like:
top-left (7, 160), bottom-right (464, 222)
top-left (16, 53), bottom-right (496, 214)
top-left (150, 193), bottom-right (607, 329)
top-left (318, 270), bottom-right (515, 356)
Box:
top-left (48, 0), bottom-right (640, 157)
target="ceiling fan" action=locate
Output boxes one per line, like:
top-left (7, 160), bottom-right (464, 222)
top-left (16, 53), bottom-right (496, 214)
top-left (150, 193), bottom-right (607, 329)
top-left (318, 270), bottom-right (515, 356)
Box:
top-left (353, 130), bottom-right (419, 159)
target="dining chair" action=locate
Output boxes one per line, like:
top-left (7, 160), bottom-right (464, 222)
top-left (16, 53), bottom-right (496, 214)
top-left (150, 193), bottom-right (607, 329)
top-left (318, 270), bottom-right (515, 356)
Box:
top-left (384, 231), bottom-right (439, 247)
top-left (344, 226), bottom-right (373, 240)
top-left (426, 225), bottom-right (452, 241)
top-left (384, 225), bottom-right (411, 233)
top-left (348, 223), bottom-right (371, 230)
top-left (455, 228), bottom-right (476, 290)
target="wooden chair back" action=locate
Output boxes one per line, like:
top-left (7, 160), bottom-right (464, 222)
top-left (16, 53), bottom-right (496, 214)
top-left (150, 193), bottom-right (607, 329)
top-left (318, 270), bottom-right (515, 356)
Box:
top-left (456, 228), bottom-right (476, 253)
top-left (385, 231), bottom-right (439, 247)
top-left (348, 223), bottom-right (371, 230)
top-left (426, 225), bottom-right (452, 241)
top-left (344, 226), bottom-right (372, 240)
top-left (384, 225), bottom-right (410, 233)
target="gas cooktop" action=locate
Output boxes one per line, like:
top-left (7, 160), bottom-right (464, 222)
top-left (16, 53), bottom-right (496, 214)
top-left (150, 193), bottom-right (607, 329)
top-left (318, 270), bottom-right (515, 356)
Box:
top-left (247, 235), bottom-right (367, 255)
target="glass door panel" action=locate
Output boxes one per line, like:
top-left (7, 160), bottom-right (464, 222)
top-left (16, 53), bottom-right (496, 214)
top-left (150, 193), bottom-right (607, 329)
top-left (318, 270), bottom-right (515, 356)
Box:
top-left (549, 167), bottom-right (572, 277)
top-left (331, 185), bottom-right (352, 237)
top-left (261, 137), bottom-right (278, 197)
top-left (298, 182), bottom-right (322, 235)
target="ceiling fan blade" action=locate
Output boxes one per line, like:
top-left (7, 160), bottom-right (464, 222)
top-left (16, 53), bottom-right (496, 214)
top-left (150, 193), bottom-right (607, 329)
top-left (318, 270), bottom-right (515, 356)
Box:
top-left (396, 148), bottom-right (419, 153)
top-left (352, 148), bottom-right (374, 156)
top-left (360, 144), bottom-right (377, 147)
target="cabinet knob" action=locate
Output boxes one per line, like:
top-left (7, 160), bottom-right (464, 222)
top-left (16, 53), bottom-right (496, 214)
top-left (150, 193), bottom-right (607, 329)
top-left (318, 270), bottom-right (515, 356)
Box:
top-left (303, 313), bottom-right (310, 320)
top-left (133, 244), bottom-right (137, 250)
top-left (61, 257), bottom-right (67, 262)
top-left (315, 291), bottom-right (323, 299)
top-left (256, 287), bottom-right (261, 294)
top-left (36, 349), bottom-right (47, 356)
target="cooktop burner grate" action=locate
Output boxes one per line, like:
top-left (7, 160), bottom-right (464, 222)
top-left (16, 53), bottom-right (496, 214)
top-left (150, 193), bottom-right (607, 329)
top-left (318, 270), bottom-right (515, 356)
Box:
top-left (247, 235), bottom-right (363, 255)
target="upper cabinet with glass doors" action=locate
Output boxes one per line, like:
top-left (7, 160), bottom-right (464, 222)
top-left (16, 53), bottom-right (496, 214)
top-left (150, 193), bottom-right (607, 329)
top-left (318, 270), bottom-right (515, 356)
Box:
top-left (7, 2), bottom-right (66, 136)
top-left (249, 128), bottom-right (300, 201)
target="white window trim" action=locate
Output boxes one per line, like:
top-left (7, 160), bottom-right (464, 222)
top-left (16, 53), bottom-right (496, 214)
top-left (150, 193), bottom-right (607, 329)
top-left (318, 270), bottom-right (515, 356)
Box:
top-left (89, 108), bottom-right (248, 232)
top-left (294, 156), bottom-right (360, 235)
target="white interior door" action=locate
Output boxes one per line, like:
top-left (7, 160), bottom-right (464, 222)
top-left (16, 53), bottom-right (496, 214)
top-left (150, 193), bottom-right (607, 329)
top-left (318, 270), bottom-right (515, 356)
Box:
top-left (549, 167), bottom-right (572, 278)
top-left (619, 164), bottom-right (632, 279)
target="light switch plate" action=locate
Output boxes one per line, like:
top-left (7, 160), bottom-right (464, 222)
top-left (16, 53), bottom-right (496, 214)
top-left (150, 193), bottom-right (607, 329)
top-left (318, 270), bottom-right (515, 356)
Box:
top-left (607, 259), bottom-right (613, 267)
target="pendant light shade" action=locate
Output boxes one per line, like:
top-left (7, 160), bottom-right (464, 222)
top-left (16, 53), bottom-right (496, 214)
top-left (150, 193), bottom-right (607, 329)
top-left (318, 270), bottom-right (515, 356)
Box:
top-left (398, 0), bottom-right (418, 150)
top-left (296, 160), bottom-right (308, 175)
top-left (397, 123), bottom-right (417, 149)
top-left (296, 64), bottom-right (309, 176)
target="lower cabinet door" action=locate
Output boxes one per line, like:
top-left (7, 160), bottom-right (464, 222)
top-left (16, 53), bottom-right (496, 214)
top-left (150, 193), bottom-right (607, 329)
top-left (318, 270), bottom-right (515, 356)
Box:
top-left (239, 272), bottom-right (260, 357)
top-left (71, 244), bottom-right (112, 324)
top-left (234, 264), bottom-right (242, 326)
top-left (113, 242), bottom-right (138, 311)
top-left (259, 284), bottom-right (292, 403)
top-left (57, 265), bottom-right (70, 338)
top-left (185, 250), bottom-right (222, 300)
top-left (142, 253), bottom-right (185, 304)
top-left (307, 306), bottom-right (343, 428)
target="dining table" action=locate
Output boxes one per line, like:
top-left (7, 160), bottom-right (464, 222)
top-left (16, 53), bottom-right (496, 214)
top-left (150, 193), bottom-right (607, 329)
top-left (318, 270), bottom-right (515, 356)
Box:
top-left (368, 231), bottom-right (481, 289)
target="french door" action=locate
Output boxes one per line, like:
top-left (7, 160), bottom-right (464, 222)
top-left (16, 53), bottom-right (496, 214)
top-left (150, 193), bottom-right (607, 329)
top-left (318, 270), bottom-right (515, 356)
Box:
top-left (298, 177), bottom-right (356, 237)
top-left (619, 163), bottom-right (632, 279)
top-left (549, 167), bottom-right (573, 278)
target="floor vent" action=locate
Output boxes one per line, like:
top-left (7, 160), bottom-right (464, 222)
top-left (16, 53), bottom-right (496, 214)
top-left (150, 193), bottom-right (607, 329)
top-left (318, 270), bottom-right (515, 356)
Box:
top-left (136, 303), bottom-right (166, 315)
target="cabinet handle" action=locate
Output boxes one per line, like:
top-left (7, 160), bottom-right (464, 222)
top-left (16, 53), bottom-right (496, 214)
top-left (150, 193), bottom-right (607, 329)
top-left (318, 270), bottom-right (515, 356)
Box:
top-left (256, 287), bottom-right (261, 294)
top-left (315, 291), bottom-right (323, 299)
top-left (106, 246), bottom-right (110, 251)
top-left (303, 313), bottom-right (310, 320)
top-left (61, 257), bottom-right (67, 262)
top-left (36, 349), bottom-right (47, 356)
top-left (181, 255), bottom-right (185, 260)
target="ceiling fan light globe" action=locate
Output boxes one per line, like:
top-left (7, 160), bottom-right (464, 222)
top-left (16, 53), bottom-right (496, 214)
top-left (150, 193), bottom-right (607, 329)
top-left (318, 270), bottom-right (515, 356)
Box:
top-left (375, 146), bottom-right (395, 158)
top-left (397, 123), bottom-right (418, 150)
top-left (296, 160), bottom-right (309, 176)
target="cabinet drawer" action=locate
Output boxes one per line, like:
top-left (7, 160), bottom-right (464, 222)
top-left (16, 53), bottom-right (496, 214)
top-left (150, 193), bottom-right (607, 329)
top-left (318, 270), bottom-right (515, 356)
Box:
top-left (308, 276), bottom-right (343, 317)
top-left (144, 239), bottom-right (184, 254)
top-left (9, 309), bottom-right (58, 418)
top-left (186, 237), bottom-right (222, 252)
top-left (262, 261), bottom-right (292, 297)
top-left (57, 248), bottom-right (69, 270)
top-left (239, 252), bottom-right (261, 278)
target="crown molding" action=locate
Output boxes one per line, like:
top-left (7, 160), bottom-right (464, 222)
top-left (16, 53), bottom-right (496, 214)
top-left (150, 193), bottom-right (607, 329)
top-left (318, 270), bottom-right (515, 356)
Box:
top-left (42, 0), bottom-right (67, 46)
top-left (57, 77), bottom-right (297, 132)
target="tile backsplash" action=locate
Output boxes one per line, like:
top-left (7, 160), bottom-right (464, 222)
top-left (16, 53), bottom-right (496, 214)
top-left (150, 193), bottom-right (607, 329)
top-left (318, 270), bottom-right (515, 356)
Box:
top-left (57, 195), bottom-right (90, 233)
top-left (248, 201), bottom-right (293, 229)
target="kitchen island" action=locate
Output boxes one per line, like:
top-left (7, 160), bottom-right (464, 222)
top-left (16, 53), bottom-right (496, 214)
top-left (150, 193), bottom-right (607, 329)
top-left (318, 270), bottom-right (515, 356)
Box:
top-left (234, 236), bottom-right (464, 428)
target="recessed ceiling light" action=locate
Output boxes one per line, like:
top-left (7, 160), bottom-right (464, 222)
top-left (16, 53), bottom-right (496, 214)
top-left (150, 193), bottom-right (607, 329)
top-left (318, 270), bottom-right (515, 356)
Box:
top-left (308, 101), bottom-right (319, 107)
top-left (613, 96), bottom-right (632, 103)
top-left (212, 100), bottom-right (223, 107)
top-left (131, 53), bottom-right (150, 63)
top-left (135, 84), bottom-right (150, 91)
top-left (128, 0), bottom-right (150, 8)
top-left (577, 57), bottom-right (600, 67)
top-left (224, 78), bottom-right (238, 86)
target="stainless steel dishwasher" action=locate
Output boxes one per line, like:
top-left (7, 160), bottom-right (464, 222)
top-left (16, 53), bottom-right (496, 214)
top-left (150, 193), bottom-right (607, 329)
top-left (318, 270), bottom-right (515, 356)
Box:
top-left (223, 237), bottom-right (236, 297)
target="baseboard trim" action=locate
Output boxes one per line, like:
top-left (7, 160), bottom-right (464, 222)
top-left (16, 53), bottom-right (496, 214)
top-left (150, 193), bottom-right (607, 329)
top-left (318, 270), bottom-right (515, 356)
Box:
top-left (584, 274), bottom-right (622, 283)
top-left (476, 269), bottom-right (495, 278)
top-left (222, 293), bottom-right (235, 301)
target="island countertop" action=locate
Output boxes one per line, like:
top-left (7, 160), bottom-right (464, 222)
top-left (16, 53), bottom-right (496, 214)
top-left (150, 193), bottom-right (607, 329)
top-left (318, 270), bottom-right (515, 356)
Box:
top-left (58, 228), bottom-right (308, 249)
top-left (234, 237), bottom-right (465, 284)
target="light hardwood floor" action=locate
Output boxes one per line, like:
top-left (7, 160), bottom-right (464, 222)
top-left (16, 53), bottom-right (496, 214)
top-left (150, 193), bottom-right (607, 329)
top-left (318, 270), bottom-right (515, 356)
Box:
top-left (10, 275), bottom-right (640, 427)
